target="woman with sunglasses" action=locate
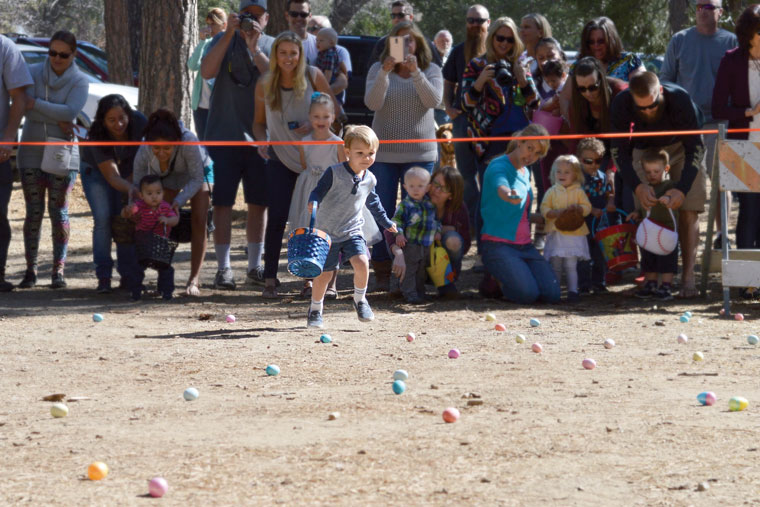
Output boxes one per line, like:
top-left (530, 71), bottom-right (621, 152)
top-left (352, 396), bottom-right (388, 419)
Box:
top-left (16, 30), bottom-right (88, 289)
top-left (364, 20), bottom-right (442, 292)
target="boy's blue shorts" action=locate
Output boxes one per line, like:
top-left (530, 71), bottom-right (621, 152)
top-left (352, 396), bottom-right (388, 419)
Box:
top-left (322, 235), bottom-right (366, 272)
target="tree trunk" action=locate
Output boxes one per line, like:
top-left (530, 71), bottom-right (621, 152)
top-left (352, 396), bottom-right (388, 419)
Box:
top-left (138, 0), bottom-right (197, 129)
top-left (128, 0), bottom-right (142, 75)
top-left (104, 0), bottom-right (134, 85)
top-left (266, 1), bottom-right (288, 36)
top-left (330, 0), bottom-right (373, 33)
top-left (667, 0), bottom-right (690, 35)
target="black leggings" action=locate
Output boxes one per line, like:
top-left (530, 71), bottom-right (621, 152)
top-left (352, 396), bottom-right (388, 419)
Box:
top-left (263, 158), bottom-right (299, 279)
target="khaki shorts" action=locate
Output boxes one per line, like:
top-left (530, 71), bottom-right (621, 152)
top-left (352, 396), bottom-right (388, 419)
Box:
top-left (632, 142), bottom-right (707, 213)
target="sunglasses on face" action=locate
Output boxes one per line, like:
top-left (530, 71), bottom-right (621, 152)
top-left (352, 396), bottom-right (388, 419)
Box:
top-left (697, 3), bottom-right (718, 11)
top-left (577, 82), bottom-right (600, 94)
top-left (582, 157), bottom-right (603, 165)
top-left (466, 17), bottom-right (487, 25)
top-left (431, 181), bottom-right (450, 193)
top-left (587, 38), bottom-right (606, 46)
top-left (48, 49), bottom-right (72, 59)
top-left (288, 10), bottom-right (310, 18)
top-left (494, 35), bottom-right (515, 44)
top-left (390, 12), bottom-right (407, 19)
top-left (635, 93), bottom-right (660, 111)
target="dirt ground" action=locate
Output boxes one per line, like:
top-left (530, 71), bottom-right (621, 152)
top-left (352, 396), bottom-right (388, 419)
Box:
top-left (1, 177), bottom-right (760, 506)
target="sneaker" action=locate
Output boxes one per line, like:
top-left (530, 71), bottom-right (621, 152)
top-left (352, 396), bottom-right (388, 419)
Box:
top-left (353, 300), bottom-right (375, 322)
top-left (534, 233), bottom-right (546, 250)
top-left (741, 287), bottom-right (759, 300)
top-left (51, 272), bottom-right (67, 289)
top-left (655, 284), bottom-right (674, 301)
top-left (592, 284), bottom-right (609, 294)
top-left (96, 278), bottom-right (112, 294)
top-left (130, 288), bottom-right (142, 301)
top-left (325, 287), bottom-right (338, 300)
top-left (404, 293), bottom-right (424, 305)
top-left (713, 232), bottom-right (731, 250)
top-left (0, 278), bottom-right (13, 292)
top-left (605, 271), bottom-right (622, 285)
top-left (635, 282), bottom-right (658, 299)
top-left (213, 268), bottom-right (236, 290)
top-left (162, 292), bottom-right (173, 301)
top-left (578, 286), bottom-right (592, 296)
top-left (18, 270), bottom-right (36, 289)
top-left (307, 308), bottom-right (324, 328)
top-left (566, 291), bottom-right (580, 303)
top-left (246, 265), bottom-right (265, 286)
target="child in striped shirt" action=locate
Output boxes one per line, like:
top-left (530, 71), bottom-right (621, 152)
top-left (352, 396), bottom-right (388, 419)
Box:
top-left (392, 167), bottom-right (441, 304)
top-left (124, 175), bottom-right (179, 301)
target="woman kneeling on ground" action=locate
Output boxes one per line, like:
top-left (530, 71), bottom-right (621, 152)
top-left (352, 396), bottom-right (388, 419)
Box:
top-left (480, 123), bottom-right (560, 304)
top-left (131, 109), bottom-right (210, 296)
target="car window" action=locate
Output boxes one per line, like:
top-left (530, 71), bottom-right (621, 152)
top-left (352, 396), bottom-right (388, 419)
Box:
top-left (78, 47), bottom-right (108, 73)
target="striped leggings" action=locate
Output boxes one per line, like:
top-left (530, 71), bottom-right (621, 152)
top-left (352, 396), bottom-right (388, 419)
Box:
top-left (20, 167), bottom-right (76, 272)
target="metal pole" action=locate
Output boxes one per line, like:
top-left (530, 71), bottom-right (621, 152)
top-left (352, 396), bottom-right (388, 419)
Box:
top-left (718, 124), bottom-right (730, 317)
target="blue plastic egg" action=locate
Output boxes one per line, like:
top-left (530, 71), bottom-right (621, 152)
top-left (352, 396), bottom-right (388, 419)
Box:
top-left (680, 315), bottom-right (690, 323)
top-left (92, 313), bottom-right (104, 322)
top-left (697, 391), bottom-right (716, 406)
top-left (683, 311), bottom-right (693, 318)
top-left (183, 387), bottom-right (199, 401)
top-left (529, 318), bottom-right (540, 327)
top-left (748, 335), bottom-right (759, 345)
top-left (320, 334), bottom-right (332, 343)
top-left (266, 364), bottom-right (280, 376)
top-left (392, 380), bottom-right (406, 394)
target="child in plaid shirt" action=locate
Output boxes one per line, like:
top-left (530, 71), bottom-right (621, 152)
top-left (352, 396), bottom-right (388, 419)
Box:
top-left (392, 167), bottom-right (441, 304)
top-left (315, 28), bottom-right (343, 85)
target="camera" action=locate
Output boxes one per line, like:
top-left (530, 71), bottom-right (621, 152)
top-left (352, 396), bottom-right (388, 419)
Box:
top-left (239, 12), bottom-right (259, 33)
top-left (493, 59), bottom-right (514, 89)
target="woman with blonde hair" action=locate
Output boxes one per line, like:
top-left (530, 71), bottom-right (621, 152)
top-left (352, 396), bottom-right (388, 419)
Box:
top-left (478, 123), bottom-right (560, 304)
top-left (363, 20), bottom-right (442, 291)
top-left (253, 31), bottom-right (335, 299)
top-left (519, 13), bottom-right (552, 74)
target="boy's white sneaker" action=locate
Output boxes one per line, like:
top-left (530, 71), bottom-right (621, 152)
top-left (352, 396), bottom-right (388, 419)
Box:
top-left (353, 300), bottom-right (374, 322)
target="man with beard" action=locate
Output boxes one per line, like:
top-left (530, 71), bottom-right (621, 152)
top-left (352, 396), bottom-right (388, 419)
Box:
top-left (442, 4), bottom-right (489, 230)
top-left (610, 71), bottom-right (706, 298)
top-left (369, 1), bottom-right (442, 67)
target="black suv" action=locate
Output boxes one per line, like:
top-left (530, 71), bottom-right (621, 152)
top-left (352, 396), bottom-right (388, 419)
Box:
top-left (338, 35), bottom-right (379, 126)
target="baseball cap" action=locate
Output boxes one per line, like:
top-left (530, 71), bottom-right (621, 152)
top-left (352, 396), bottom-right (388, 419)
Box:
top-left (240, 0), bottom-right (267, 10)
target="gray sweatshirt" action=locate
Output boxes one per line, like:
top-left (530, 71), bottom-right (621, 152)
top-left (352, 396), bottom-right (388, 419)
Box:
top-left (364, 62), bottom-right (442, 163)
top-left (17, 60), bottom-right (89, 170)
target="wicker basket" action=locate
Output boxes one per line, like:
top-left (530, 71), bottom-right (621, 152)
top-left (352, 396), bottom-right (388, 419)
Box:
top-left (287, 202), bottom-right (331, 278)
top-left (135, 228), bottom-right (178, 271)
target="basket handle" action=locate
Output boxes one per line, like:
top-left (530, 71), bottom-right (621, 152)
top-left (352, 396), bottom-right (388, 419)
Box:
top-left (592, 208), bottom-right (629, 235)
top-left (645, 208), bottom-right (678, 234)
top-left (309, 201), bottom-right (318, 233)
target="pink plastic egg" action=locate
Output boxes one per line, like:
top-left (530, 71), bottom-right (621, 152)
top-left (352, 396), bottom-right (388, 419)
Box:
top-left (442, 407), bottom-right (460, 423)
top-left (149, 477), bottom-right (168, 498)
top-left (448, 348), bottom-right (460, 359)
top-left (226, 314), bottom-right (236, 323)
top-left (735, 313), bottom-right (745, 321)
top-left (494, 323), bottom-right (506, 332)
top-left (406, 332), bottom-right (415, 342)
top-left (582, 358), bottom-right (596, 370)
top-left (531, 343), bottom-right (543, 353)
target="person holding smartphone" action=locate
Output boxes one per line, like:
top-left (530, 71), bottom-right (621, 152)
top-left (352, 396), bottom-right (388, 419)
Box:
top-left (364, 20), bottom-right (443, 291)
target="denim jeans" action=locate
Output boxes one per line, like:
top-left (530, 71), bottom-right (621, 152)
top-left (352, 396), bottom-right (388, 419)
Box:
top-left (0, 161), bottom-right (12, 275)
top-left (578, 219), bottom-right (607, 290)
top-left (370, 160), bottom-right (435, 262)
top-left (80, 162), bottom-right (140, 286)
top-left (453, 115), bottom-right (479, 231)
top-left (482, 240), bottom-right (560, 304)
top-left (441, 230), bottom-right (464, 277)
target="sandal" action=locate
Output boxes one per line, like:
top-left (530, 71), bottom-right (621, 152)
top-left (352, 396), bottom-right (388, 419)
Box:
top-left (262, 286), bottom-right (278, 299)
top-left (185, 281), bottom-right (201, 297)
top-left (325, 287), bottom-right (338, 300)
top-left (300, 281), bottom-right (313, 299)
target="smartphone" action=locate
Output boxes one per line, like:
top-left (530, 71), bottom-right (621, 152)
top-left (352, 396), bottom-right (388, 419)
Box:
top-left (288, 121), bottom-right (299, 130)
top-left (389, 35), bottom-right (409, 62)
top-left (73, 124), bottom-right (88, 139)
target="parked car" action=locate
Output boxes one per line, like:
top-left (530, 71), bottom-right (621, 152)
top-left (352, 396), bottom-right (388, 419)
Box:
top-left (338, 35), bottom-right (379, 126)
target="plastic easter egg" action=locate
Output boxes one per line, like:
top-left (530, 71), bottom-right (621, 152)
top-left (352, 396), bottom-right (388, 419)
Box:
top-left (697, 391), bottom-right (717, 406)
top-left (515, 334), bottom-right (526, 344)
top-left (683, 311), bottom-right (693, 318)
top-left (531, 343), bottom-right (543, 353)
top-left (749, 335), bottom-right (759, 345)
top-left (494, 323), bottom-right (507, 332)
top-left (183, 387), bottom-right (199, 401)
top-left (735, 313), bottom-right (745, 321)
top-left (582, 358), bottom-right (596, 370)
top-left (226, 314), bottom-right (236, 323)
top-left (530, 318), bottom-right (541, 328)
top-left (50, 402), bottom-right (68, 418)
top-left (719, 308), bottom-right (726, 316)
top-left (442, 407), bottom-right (460, 423)
top-left (729, 396), bottom-right (749, 412)
top-left (680, 315), bottom-right (690, 323)
top-left (485, 313), bottom-right (496, 322)
top-left (392, 380), bottom-right (406, 395)
top-left (448, 348), bottom-right (460, 359)
top-left (604, 339), bottom-right (615, 349)
top-left (393, 369), bottom-right (409, 381)
top-left (92, 313), bottom-right (104, 323)
top-left (149, 477), bottom-right (169, 498)
top-left (266, 365), bottom-right (280, 376)
top-left (677, 333), bottom-right (688, 344)
top-left (693, 351), bottom-right (704, 361)
top-left (406, 332), bottom-right (415, 342)
top-left (320, 334), bottom-right (332, 343)
top-left (88, 462), bottom-right (109, 481)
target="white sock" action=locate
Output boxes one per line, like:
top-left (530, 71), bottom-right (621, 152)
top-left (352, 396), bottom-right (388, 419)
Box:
top-left (215, 244), bottom-right (231, 270)
top-left (353, 285), bottom-right (367, 304)
top-left (310, 299), bottom-right (324, 313)
top-left (247, 242), bottom-right (264, 271)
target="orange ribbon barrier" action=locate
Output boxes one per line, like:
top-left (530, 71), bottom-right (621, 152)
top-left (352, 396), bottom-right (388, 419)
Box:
top-left (7, 127), bottom-right (756, 147)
